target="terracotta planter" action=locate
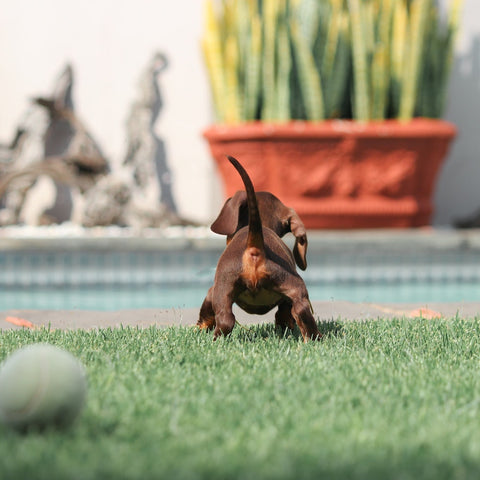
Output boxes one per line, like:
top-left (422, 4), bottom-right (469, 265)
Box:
top-left (204, 119), bottom-right (456, 229)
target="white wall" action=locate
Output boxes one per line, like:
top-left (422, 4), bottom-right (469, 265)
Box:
top-left (434, 0), bottom-right (480, 226)
top-left (0, 0), bottom-right (479, 226)
top-left (0, 0), bottom-right (221, 224)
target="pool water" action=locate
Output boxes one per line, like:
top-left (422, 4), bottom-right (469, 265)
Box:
top-left (1, 234), bottom-right (480, 311)
top-left (0, 284), bottom-right (207, 311)
top-left (1, 281), bottom-right (478, 311)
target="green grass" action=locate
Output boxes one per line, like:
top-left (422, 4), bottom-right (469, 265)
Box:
top-left (1, 318), bottom-right (480, 480)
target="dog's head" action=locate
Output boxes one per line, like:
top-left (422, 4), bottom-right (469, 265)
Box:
top-left (211, 191), bottom-right (308, 270)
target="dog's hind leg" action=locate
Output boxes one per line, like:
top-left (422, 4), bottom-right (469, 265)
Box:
top-left (279, 280), bottom-right (321, 342)
top-left (292, 298), bottom-right (321, 342)
top-left (197, 287), bottom-right (216, 331)
top-left (212, 293), bottom-right (236, 340)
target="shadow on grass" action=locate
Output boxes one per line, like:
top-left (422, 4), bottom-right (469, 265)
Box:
top-left (232, 319), bottom-right (344, 343)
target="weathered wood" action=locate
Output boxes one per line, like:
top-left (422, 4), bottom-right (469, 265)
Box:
top-left (0, 55), bottom-right (189, 228)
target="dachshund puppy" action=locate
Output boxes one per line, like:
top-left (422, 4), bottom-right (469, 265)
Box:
top-left (198, 156), bottom-right (320, 342)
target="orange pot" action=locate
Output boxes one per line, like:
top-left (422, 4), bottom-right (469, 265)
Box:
top-left (204, 119), bottom-right (456, 229)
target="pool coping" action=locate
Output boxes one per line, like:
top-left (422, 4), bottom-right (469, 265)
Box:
top-left (1, 300), bottom-right (479, 331)
top-left (1, 226), bottom-right (480, 252)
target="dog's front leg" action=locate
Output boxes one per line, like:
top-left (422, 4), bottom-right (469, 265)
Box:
top-left (275, 301), bottom-right (296, 334)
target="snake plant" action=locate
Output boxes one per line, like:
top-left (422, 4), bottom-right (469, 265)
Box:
top-left (202, 0), bottom-right (463, 123)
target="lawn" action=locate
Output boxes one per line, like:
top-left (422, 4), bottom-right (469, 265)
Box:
top-left (1, 318), bottom-right (480, 480)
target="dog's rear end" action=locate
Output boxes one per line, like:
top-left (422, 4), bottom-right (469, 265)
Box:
top-left (198, 156), bottom-right (320, 342)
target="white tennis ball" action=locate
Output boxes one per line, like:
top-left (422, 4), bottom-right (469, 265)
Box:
top-left (0, 343), bottom-right (87, 431)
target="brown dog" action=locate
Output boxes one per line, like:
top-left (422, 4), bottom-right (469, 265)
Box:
top-left (197, 156), bottom-right (321, 342)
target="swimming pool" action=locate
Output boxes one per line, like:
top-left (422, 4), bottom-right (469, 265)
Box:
top-left (1, 228), bottom-right (479, 310)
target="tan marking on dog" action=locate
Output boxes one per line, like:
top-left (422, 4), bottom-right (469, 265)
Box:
top-left (240, 247), bottom-right (268, 290)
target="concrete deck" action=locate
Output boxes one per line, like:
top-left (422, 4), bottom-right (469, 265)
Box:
top-left (1, 300), bottom-right (479, 331)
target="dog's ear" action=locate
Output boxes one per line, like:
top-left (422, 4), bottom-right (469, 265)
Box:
top-left (211, 191), bottom-right (248, 235)
top-left (288, 210), bottom-right (308, 270)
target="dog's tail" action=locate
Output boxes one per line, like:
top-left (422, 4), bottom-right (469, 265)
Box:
top-left (227, 156), bottom-right (266, 287)
top-left (227, 156), bottom-right (264, 251)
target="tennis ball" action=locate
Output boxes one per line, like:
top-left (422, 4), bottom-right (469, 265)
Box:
top-left (0, 344), bottom-right (87, 431)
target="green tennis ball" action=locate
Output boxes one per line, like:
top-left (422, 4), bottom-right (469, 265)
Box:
top-left (0, 344), bottom-right (87, 432)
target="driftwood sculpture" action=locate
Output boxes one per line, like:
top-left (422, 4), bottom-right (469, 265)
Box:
top-left (0, 65), bottom-right (108, 225)
top-left (123, 52), bottom-right (177, 213)
top-left (83, 52), bottom-right (183, 228)
top-left (0, 54), bottom-right (188, 228)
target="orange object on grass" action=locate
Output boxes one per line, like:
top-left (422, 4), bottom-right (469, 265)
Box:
top-left (5, 316), bottom-right (36, 329)
top-left (408, 308), bottom-right (443, 319)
